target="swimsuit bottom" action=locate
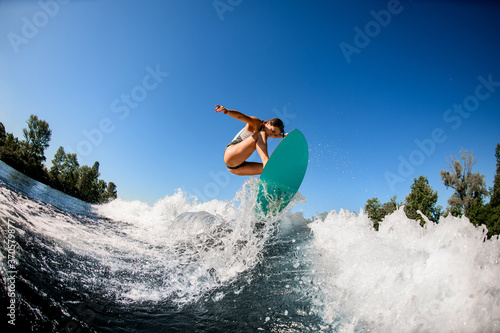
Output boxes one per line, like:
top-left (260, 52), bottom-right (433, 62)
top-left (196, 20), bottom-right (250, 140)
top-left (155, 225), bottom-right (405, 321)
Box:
top-left (224, 144), bottom-right (248, 170)
top-left (226, 161), bottom-right (248, 170)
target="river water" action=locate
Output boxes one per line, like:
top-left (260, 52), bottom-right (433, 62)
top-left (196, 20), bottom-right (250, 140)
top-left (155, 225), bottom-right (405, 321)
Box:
top-left (0, 160), bottom-right (499, 332)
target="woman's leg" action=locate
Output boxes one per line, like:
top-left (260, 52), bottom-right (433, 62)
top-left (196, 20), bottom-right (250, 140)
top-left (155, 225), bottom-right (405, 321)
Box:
top-left (254, 131), bottom-right (269, 168)
top-left (224, 132), bottom-right (270, 173)
top-left (227, 162), bottom-right (263, 176)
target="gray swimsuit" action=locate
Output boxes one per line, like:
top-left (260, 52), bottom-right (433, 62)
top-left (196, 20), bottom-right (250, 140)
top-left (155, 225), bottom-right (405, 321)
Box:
top-left (224, 126), bottom-right (260, 169)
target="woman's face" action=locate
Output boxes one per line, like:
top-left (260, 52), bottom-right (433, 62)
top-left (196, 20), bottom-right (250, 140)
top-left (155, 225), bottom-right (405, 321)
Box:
top-left (264, 122), bottom-right (282, 138)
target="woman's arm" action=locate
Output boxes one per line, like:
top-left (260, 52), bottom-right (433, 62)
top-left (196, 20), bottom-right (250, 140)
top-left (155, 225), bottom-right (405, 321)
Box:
top-left (215, 105), bottom-right (261, 130)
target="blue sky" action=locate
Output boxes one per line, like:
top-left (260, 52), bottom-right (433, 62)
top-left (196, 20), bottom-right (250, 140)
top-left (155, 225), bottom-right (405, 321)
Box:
top-left (1, 0), bottom-right (499, 217)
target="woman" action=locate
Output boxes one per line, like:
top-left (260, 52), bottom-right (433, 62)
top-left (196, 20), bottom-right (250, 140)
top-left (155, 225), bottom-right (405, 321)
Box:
top-left (215, 105), bottom-right (286, 176)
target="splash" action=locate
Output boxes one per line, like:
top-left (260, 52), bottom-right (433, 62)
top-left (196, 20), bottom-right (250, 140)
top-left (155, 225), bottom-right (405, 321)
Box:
top-left (93, 184), bottom-right (272, 306)
top-left (2, 159), bottom-right (499, 332)
top-left (308, 207), bottom-right (500, 332)
top-left (0, 176), bottom-right (291, 309)
top-left (92, 178), bottom-right (309, 307)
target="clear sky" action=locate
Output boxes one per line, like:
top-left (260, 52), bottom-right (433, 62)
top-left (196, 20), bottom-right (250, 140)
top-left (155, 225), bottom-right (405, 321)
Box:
top-left (1, 0), bottom-right (499, 217)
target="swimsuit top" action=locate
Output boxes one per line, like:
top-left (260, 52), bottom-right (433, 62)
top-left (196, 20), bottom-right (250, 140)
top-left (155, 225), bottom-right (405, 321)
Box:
top-left (227, 122), bottom-right (265, 147)
top-left (227, 127), bottom-right (255, 147)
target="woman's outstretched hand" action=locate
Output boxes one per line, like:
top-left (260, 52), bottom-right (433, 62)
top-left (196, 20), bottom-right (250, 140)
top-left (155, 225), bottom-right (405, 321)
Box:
top-left (214, 105), bottom-right (228, 114)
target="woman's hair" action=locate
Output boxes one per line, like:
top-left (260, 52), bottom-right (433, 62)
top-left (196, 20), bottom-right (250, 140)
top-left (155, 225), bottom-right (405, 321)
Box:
top-left (266, 118), bottom-right (285, 134)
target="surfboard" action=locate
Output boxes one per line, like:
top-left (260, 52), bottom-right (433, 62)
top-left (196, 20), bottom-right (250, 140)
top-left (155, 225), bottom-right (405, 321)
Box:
top-left (256, 129), bottom-right (308, 217)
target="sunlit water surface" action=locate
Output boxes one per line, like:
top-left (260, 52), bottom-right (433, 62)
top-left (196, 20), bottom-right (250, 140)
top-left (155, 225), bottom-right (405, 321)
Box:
top-left (0, 160), bottom-right (499, 332)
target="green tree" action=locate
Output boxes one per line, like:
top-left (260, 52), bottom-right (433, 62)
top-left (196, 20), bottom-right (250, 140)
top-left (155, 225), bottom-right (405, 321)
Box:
top-left (22, 114), bottom-right (51, 165)
top-left (404, 176), bottom-right (441, 225)
top-left (365, 197), bottom-right (383, 230)
top-left (0, 123), bottom-right (6, 146)
top-left (1, 119), bottom-right (117, 204)
top-left (103, 182), bottom-right (117, 202)
top-left (0, 123), bottom-right (23, 171)
top-left (62, 153), bottom-right (80, 193)
top-left (49, 146), bottom-right (66, 184)
top-left (475, 143), bottom-right (500, 237)
top-left (77, 161), bottom-right (101, 203)
top-left (476, 204), bottom-right (500, 238)
top-left (440, 148), bottom-right (489, 218)
top-left (96, 179), bottom-right (107, 201)
top-left (381, 195), bottom-right (399, 217)
top-left (365, 196), bottom-right (399, 230)
top-left (49, 148), bottom-right (117, 203)
top-left (491, 143), bottom-right (500, 208)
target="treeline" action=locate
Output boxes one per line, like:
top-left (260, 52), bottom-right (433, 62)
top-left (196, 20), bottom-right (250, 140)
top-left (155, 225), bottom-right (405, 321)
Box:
top-left (0, 115), bottom-right (117, 204)
top-left (365, 144), bottom-right (500, 238)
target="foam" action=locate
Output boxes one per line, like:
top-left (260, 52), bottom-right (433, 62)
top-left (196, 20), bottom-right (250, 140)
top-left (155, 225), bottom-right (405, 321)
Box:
top-left (308, 207), bottom-right (500, 332)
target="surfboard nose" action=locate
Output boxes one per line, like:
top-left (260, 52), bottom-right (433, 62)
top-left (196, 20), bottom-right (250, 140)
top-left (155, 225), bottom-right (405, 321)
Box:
top-left (257, 129), bottom-right (309, 216)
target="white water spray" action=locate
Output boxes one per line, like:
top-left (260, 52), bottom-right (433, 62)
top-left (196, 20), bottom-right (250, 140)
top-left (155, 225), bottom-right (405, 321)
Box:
top-left (308, 207), bottom-right (500, 332)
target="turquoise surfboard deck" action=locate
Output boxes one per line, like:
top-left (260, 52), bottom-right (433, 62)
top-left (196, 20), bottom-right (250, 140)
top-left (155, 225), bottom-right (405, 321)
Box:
top-left (256, 129), bottom-right (308, 217)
